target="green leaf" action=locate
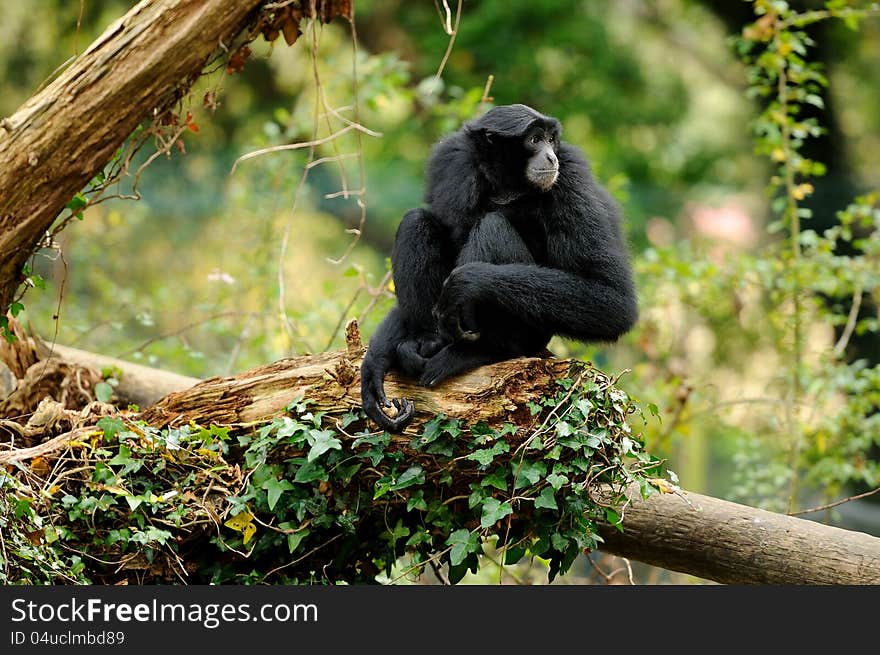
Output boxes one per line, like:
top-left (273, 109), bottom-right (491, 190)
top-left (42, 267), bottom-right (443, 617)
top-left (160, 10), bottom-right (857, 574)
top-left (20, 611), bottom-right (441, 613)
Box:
top-left (14, 498), bottom-right (31, 520)
top-left (446, 529), bottom-right (479, 566)
top-left (390, 465), bottom-right (425, 491)
top-left (94, 382), bottom-right (114, 403)
top-left (604, 507), bottom-right (623, 531)
top-left (480, 468), bottom-right (509, 490)
top-left (513, 460), bottom-right (546, 489)
top-left (503, 545), bottom-right (527, 565)
top-left (466, 441), bottom-right (509, 467)
top-left (546, 473), bottom-right (568, 490)
top-left (383, 519), bottom-right (410, 548)
top-left (415, 418), bottom-right (443, 447)
top-left (65, 192), bottom-right (87, 214)
top-left (283, 526), bottom-right (309, 554)
top-left (534, 487), bottom-right (558, 510)
top-left (307, 430), bottom-right (342, 462)
top-left (555, 421), bottom-right (574, 438)
top-left (406, 530), bottom-right (431, 548)
top-left (373, 481), bottom-right (393, 500)
top-left (576, 398), bottom-right (593, 417)
top-left (293, 460), bottom-right (326, 483)
top-left (108, 445), bottom-right (132, 467)
top-left (499, 423), bottom-right (518, 437)
top-left (551, 533), bottom-right (570, 552)
top-left (97, 416), bottom-right (125, 439)
top-left (406, 489), bottom-right (428, 512)
top-left (480, 498), bottom-right (513, 528)
top-left (468, 487), bottom-right (487, 509)
top-left (9, 302), bottom-right (24, 317)
top-left (262, 477), bottom-right (294, 510)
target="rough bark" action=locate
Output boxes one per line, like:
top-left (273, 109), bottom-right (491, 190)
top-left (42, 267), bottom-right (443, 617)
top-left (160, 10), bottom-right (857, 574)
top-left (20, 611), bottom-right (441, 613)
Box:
top-left (599, 484), bottom-right (880, 585)
top-left (0, 0), bottom-right (266, 315)
top-left (138, 347), bottom-right (571, 433)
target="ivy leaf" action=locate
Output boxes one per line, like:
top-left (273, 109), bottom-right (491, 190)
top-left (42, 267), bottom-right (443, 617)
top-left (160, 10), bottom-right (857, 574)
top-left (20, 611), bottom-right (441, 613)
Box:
top-left (480, 468), bottom-right (509, 490)
top-left (307, 430), bottom-right (342, 462)
top-left (380, 519), bottom-right (410, 555)
top-left (373, 481), bottom-right (393, 500)
top-left (604, 507), bottom-right (624, 531)
top-left (499, 423), bottom-right (518, 437)
top-left (95, 382), bottom-right (114, 403)
top-left (293, 460), bottom-right (326, 483)
top-left (546, 473), bottom-right (569, 490)
top-left (262, 477), bottom-right (295, 510)
top-left (279, 525), bottom-right (309, 554)
top-left (535, 487), bottom-right (558, 510)
top-left (390, 465), bottom-right (425, 491)
top-left (503, 545), bottom-right (527, 565)
top-left (576, 398), bottom-right (593, 417)
top-left (108, 445), bottom-right (132, 467)
top-left (468, 487), bottom-right (487, 509)
top-left (407, 489), bottom-right (428, 512)
top-left (224, 510), bottom-right (257, 545)
top-left (466, 441), bottom-right (509, 467)
top-left (97, 416), bottom-right (126, 439)
top-left (276, 417), bottom-right (308, 444)
top-left (555, 421), bottom-right (574, 438)
top-left (415, 419), bottom-right (443, 447)
top-left (480, 498), bottom-right (513, 528)
top-left (446, 529), bottom-right (479, 566)
top-left (513, 460), bottom-right (546, 489)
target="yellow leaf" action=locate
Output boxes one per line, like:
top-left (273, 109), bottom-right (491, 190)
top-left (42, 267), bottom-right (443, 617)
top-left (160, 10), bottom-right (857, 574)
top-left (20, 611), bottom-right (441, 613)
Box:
top-left (224, 510), bottom-right (257, 544)
top-left (101, 485), bottom-right (131, 496)
top-left (649, 478), bottom-right (679, 494)
top-left (41, 485), bottom-right (62, 498)
top-left (771, 148), bottom-right (786, 162)
top-left (388, 279), bottom-right (396, 293)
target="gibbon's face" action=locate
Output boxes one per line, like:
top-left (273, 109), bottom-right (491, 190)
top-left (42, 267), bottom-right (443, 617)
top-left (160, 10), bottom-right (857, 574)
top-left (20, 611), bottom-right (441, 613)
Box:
top-left (523, 125), bottom-right (559, 191)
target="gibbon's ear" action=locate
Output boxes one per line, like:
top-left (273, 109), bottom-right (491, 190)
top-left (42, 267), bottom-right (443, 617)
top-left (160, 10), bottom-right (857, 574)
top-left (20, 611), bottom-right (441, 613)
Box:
top-left (466, 125), bottom-right (493, 147)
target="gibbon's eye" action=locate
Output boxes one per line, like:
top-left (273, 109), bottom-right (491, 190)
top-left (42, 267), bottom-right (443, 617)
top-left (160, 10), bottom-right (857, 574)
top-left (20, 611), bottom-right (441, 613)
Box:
top-left (531, 134), bottom-right (541, 145)
top-left (549, 135), bottom-right (557, 144)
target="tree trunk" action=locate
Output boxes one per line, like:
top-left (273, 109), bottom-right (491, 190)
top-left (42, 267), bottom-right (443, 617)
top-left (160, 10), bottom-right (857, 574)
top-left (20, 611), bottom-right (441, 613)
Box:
top-left (0, 0), bottom-right (266, 315)
top-left (598, 484), bottom-right (880, 585)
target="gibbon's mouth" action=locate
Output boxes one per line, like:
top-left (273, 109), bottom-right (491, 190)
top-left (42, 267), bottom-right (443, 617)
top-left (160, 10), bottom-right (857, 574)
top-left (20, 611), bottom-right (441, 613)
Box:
top-left (531, 169), bottom-right (559, 190)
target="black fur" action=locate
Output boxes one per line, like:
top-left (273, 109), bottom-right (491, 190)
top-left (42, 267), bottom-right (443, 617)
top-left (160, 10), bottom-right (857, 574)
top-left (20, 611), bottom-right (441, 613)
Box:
top-left (360, 104), bottom-right (638, 432)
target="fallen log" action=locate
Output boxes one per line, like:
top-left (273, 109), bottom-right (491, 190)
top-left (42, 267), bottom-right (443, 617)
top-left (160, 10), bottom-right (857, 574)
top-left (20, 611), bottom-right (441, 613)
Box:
top-left (600, 484), bottom-right (880, 585)
top-left (40, 343), bottom-right (199, 409)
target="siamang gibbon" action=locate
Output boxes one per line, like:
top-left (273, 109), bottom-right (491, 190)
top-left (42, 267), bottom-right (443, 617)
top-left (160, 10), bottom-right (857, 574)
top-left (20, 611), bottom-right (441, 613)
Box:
top-left (360, 104), bottom-right (638, 432)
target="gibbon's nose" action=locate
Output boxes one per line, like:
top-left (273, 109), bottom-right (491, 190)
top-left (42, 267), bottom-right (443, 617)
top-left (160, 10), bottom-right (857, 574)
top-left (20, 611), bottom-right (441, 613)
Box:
top-left (546, 151), bottom-right (557, 167)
